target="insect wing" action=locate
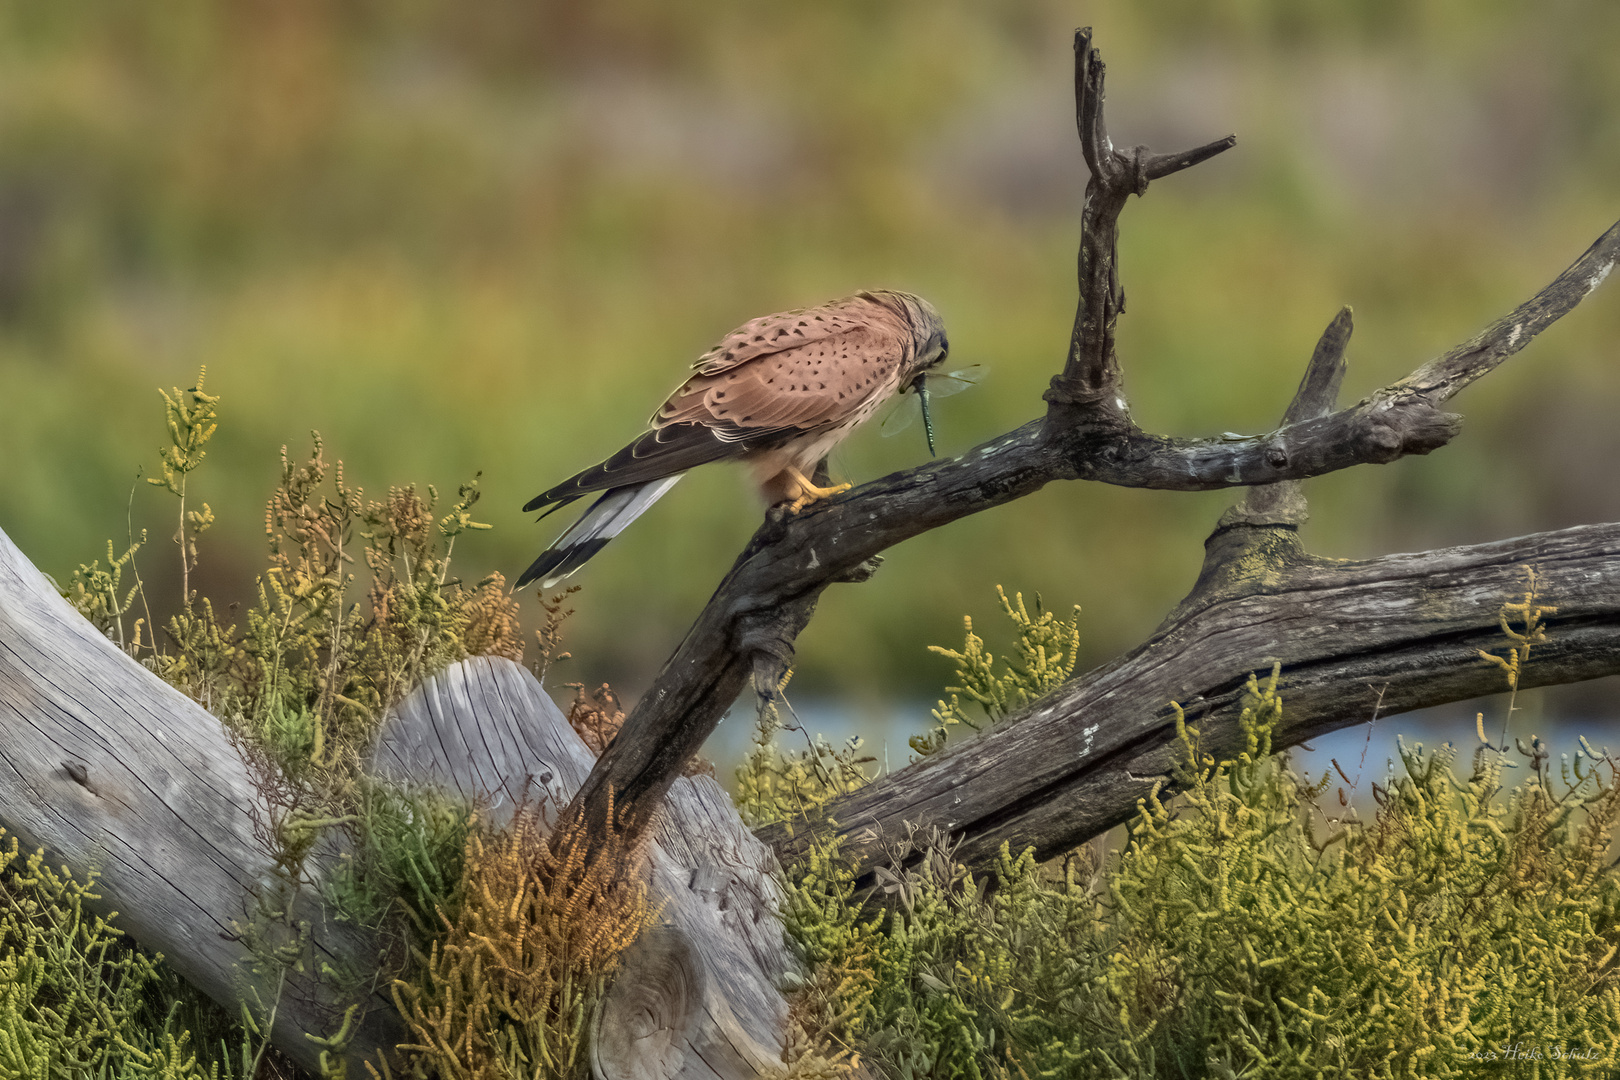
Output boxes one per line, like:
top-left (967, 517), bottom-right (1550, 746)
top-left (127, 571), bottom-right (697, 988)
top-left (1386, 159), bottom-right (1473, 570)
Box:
top-left (880, 396), bottom-right (920, 437)
top-left (880, 366), bottom-right (984, 438)
top-left (927, 364), bottom-right (987, 399)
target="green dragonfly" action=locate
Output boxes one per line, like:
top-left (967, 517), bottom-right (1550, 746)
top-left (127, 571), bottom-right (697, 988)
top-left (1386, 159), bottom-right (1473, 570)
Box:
top-left (880, 364), bottom-right (987, 456)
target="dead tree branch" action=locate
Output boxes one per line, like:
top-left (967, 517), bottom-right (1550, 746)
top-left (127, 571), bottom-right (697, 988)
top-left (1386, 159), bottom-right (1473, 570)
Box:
top-left (763, 518), bottom-right (1620, 881)
top-left (559, 27), bottom-right (1620, 866)
top-left (763, 305), bottom-right (1620, 881)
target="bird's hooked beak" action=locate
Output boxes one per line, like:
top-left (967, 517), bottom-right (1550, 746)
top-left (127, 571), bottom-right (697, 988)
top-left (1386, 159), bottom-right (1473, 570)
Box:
top-left (912, 372), bottom-right (936, 457)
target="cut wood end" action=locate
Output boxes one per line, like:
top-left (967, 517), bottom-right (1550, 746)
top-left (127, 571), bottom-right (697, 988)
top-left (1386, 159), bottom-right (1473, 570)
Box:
top-left (592, 923), bottom-right (701, 1080)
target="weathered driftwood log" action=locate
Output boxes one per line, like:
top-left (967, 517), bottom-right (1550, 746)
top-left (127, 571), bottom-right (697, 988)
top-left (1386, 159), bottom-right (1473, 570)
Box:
top-left (0, 516), bottom-right (793, 1078)
top-left (0, 523), bottom-right (401, 1077)
top-left (372, 656), bottom-right (794, 1080)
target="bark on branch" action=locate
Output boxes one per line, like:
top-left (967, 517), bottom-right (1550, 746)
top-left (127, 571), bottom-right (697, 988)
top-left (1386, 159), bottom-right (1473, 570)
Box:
top-left (765, 518), bottom-right (1620, 882)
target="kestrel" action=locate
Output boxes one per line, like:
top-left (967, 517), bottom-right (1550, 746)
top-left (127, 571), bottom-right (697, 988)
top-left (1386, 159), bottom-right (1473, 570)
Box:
top-left (517, 290), bottom-right (949, 589)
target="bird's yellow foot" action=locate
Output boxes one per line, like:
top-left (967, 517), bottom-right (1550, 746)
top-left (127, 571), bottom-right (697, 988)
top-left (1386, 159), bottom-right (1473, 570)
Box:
top-left (786, 482), bottom-right (851, 513)
top-left (783, 467), bottom-right (851, 513)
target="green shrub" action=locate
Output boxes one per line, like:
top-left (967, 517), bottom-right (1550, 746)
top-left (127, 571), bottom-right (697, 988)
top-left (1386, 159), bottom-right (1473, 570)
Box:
top-left (735, 589), bottom-right (1082, 831)
top-left (735, 670), bottom-right (877, 831)
top-left (780, 664), bottom-right (1620, 1079)
top-left (23, 373), bottom-right (582, 1077)
top-left (0, 833), bottom-right (225, 1079)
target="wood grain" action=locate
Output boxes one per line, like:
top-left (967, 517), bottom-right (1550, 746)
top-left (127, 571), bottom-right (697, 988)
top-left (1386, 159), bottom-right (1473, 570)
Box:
top-left (0, 520), bottom-right (795, 1078)
top-left (374, 657), bottom-right (794, 1080)
top-left (0, 523), bottom-right (403, 1076)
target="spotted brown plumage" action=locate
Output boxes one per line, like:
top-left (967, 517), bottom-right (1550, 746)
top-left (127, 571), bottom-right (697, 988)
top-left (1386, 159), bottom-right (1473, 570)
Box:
top-left (519, 290), bottom-right (949, 589)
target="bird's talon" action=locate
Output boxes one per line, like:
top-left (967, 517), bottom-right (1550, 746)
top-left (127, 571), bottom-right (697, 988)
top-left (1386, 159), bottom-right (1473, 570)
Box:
top-left (786, 482), bottom-right (850, 513)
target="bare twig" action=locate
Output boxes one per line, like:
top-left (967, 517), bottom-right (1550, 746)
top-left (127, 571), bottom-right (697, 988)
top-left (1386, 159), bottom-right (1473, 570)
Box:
top-left (1404, 228), bottom-right (1619, 400)
top-left (1047, 27), bottom-right (1236, 411)
top-left (1224, 306), bottom-right (1352, 526)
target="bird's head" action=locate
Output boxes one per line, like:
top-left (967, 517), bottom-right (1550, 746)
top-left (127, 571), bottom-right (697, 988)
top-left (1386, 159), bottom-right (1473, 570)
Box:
top-left (862, 290), bottom-right (950, 376)
top-left (863, 290), bottom-right (953, 456)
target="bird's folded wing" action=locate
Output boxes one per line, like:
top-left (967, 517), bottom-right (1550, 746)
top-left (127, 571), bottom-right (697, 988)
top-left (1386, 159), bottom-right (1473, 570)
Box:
top-left (661, 322), bottom-right (909, 434)
top-left (688, 299), bottom-right (873, 376)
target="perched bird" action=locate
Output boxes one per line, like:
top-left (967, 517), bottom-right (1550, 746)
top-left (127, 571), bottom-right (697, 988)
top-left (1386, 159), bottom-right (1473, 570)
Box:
top-left (518, 289), bottom-right (949, 589)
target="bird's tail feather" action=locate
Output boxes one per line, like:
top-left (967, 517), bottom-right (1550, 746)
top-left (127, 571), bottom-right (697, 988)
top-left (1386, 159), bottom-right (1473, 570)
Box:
top-left (516, 475), bottom-right (684, 589)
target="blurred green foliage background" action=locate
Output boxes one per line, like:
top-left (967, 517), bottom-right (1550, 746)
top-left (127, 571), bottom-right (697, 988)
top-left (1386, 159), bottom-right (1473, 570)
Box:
top-left (1, 0), bottom-right (1617, 727)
